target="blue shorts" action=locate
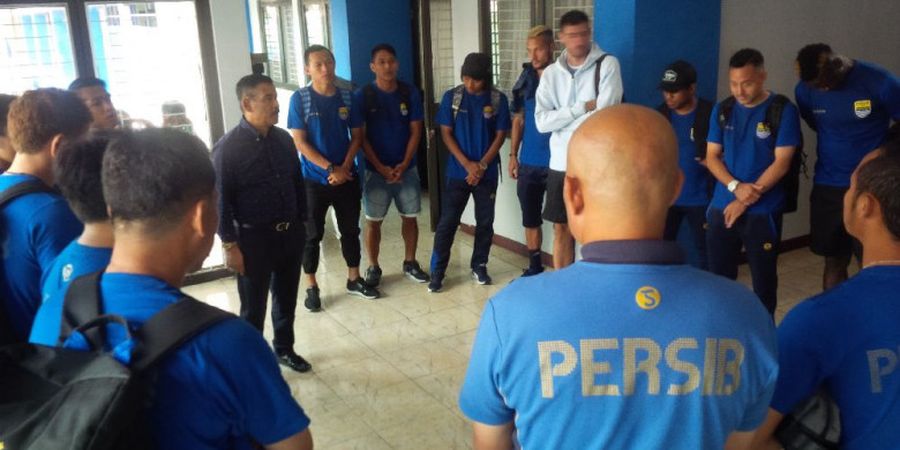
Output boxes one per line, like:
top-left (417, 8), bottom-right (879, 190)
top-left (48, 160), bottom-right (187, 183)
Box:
top-left (516, 164), bottom-right (548, 228)
top-left (363, 167), bottom-right (422, 221)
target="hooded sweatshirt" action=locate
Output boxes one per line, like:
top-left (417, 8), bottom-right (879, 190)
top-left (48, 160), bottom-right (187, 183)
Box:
top-left (535, 43), bottom-right (623, 171)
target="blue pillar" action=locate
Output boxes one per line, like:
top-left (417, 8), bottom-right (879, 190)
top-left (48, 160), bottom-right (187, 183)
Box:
top-left (329, 0), bottom-right (415, 86)
top-left (595, 0), bottom-right (721, 107)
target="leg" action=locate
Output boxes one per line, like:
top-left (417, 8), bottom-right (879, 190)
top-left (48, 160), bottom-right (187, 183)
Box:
top-left (302, 181), bottom-right (330, 287)
top-left (332, 178), bottom-right (363, 279)
top-left (270, 226), bottom-right (304, 352)
top-left (365, 220), bottom-right (383, 267)
top-left (683, 206), bottom-right (710, 271)
top-left (363, 170), bottom-right (391, 269)
top-left (518, 165), bottom-right (547, 273)
top-left (741, 213), bottom-right (783, 315)
top-left (705, 208), bottom-right (742, 281)
top-left (396, 168), bottom-right (423, 263)
top-left (552, 224), bottom-right (575, 269)
top-left (401, 217), bottom-right (419, 261)
top-left (429, 179), bottom-right (471, 280)
top-left (809, 184), bottom-right (852, 290)
top-left (542, 169), bottom-right (574, 269)
top-left (236, 229), bottom-right (274, 333)
top-left (470, 178), bottom-right (498, 270)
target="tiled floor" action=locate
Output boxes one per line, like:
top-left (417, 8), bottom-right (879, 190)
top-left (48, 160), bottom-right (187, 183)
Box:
top-left (184, 208), bottom-right (837, 449)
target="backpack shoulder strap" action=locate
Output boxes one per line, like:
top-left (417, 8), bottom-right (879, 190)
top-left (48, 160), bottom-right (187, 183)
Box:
top-left (59, 272), bottom-right (104, 347)
top-left (451, 84), bottom-right (465, 122)
top-left (297, 87), bottom-right (313, 125)
top-left (397, 81), bottom-right (411, 106)
top-left (363, 84), bottom-right (378, 114)
top-left (490, 88), bottom-right (501, 115)
top-left (693, 98), bottom-right (714, 159)
top-left (0, 179), bottom-right (54, 209)
top-left (766, 94), bottom-right (790, 142)
top-left (594, 53), bottom-right (609, 99)
top-left (339, 87), bottom-right (354, 111)
top-left (130, 297), bottom-right (234, 372)
top-left (717, 96), bottom-right (737, 129)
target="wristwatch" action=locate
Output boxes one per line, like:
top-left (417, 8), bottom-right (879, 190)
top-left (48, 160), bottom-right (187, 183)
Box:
top-left (222, 241), bottom-right (237, 250)
top-left (727, 179), bottom-right (740, 193)
top-left (327, 163), bottom-right (335, 174)
top-left (478, 162), bottom-right (488, 171)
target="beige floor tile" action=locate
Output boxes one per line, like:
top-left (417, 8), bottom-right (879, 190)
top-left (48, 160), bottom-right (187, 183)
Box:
top-left (343, 380), bottom-right (451, 431)
top-left (376, 407), bottom-right (473, 450)
top-left (379, 339), bottom-right (469, 379)
top-left (411, 364), bottom-right (469, 411)
top-left (316, 355), bottom-right (408, 399)
top-left (416, 306), bottom-right (482, 339)
top-left (353, 319), bottom-right (435, 354)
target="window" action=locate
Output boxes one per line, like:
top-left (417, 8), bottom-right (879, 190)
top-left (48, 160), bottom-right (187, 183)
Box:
top-left (255, 0), bottom-right (331, 89)
top-left (429, 0), bottom-right (455, 100)
top-left (489, 0), bottom-right (532, 95)
top-left (0, 6), bottom-right (76, 94)
top-left (129, 3), bottom-right (158, 27)
top-left (546, 0), bottom-right (592, 57)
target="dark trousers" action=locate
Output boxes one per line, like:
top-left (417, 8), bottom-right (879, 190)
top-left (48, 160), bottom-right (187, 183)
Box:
top-left (303, 179), bottom-right (362, 274)
top-left (236, 224), bottom-right (304, 351)
top-left (430, 178), bottom-right (497, 278)
top-left (706, 209), bottom-right (782, 315)
top-left (664, 205), bottom-right (709, 270)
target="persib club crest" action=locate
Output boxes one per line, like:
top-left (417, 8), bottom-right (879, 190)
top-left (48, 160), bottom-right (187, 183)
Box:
top-left (338, 106), bottom-right (350, 121)
top-left (400, 102), bottom-right (409, 117)
top-left (756, 122), bottom-right (771, 139)
top-left (854, 99), bottom-right (872, 119)
top-left (483, 105), bottom-right (494, 119)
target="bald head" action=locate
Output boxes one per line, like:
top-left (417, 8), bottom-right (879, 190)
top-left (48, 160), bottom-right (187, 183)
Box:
top-left (564, 104), bottom-right (682, 241)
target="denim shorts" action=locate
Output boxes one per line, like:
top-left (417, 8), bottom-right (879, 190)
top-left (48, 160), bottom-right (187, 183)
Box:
top-left (363, 167), bottom-right (422, 220)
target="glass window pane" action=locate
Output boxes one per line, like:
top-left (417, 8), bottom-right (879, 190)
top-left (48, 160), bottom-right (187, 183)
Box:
top-left (490, 0), bottom-right (532, 95)
top-left (430, 0), bottom-right (455, 102)
top-left (0, 6), bottom-right (76, 94)
top-left (263, 4), bottom-right (284, 83)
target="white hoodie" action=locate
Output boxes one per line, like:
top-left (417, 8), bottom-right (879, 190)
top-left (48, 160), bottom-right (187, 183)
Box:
top-left (535, 43), bottom-right (623, 171)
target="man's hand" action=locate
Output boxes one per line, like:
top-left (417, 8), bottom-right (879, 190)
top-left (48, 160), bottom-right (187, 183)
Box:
top-left (724, 200), bottom-right (749, 228)
top-left (375, 163), bottom-right (395, 183)
top-left (585, 99), bottom-right (597, 112)
top-left (508, 155), bottom-right (519, 179)
top-left (224, 245), bottom-right (245, 276)
top-left (328, 165), bottom-right (353, 185)
top-left (734, 182), bottom-right (763, 205)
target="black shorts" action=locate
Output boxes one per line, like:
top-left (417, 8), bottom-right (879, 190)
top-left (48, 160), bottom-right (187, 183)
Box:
top-left (809, 184), bottom-right (853, 258)
top-left (542, 169), bottom-right (568, 224)
top-left (516, 164), bottom-right (548, 228)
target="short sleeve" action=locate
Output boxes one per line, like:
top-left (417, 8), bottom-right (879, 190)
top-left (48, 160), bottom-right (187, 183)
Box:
top-left (794, 83), bottom-right (817, 131)
top-left (287, 90), bottom-right (306, 130)
top-left (410, 87), bottom-right (425, 122)
top-left (29, 291), bottom-right (65, 346)
top-left (879, 71), bottom-right (900, 120)
top-left (458, 301), bottom-right (515, 425)
top-left (31, 201), bottom-right (81, 272)
top-left (352, 88), bottom-right (366, 121)
top-left (208, 321), bottom-right (310, 444)
top-left (769, 304), bottom-right (824, 414)
top-left (707, 103), bottom-right (723, 144)
top-left (738, 364), bottom-right (778, 430)
top-left (496, 93), bottom-right (512, 132)
top-left (436, 90), bottom-right (454, 128)
top-left (775, 102), bottom-right (802, 148)
top-left (349, 91), bottom-right (365, 129)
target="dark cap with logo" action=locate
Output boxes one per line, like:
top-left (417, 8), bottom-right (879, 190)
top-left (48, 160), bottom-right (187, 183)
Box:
top-left (658, 60), bottom-right (697, 92)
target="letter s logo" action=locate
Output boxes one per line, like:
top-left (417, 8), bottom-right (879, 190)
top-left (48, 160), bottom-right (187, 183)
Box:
top-left (635, 286), bottom-right (661, 310)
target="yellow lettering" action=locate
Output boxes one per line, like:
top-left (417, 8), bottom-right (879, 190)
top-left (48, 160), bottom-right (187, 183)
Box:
top-left (702, 338), bottom-right (718, 395)
top-left (623, 338), bottom-right (661, 395)
top-left (580, 339), bottom-right (620, 396)
top-left (715, 339), bottom-right (745, 395)
top-left (665, 338), bottom-right (701, 395)
top-left (538, 340), bottom-right (577, 398)
top-left (867, 348), bottom-right (898, 393)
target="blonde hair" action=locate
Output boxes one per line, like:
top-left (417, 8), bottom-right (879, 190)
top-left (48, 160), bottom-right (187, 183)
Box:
top-left (528, 25), bottom-right (553, 45)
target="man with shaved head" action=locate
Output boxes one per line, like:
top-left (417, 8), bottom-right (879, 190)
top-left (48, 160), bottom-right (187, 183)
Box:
top-left (459, 105), bottom-right (778, 450)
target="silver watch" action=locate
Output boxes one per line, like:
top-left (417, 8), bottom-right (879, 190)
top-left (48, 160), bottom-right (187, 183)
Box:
top-left (727, 179), bottom-right (740, 193)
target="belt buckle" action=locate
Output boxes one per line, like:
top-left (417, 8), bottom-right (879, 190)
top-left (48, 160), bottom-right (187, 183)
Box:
top-left (275, 222), bottom-right (290, 232)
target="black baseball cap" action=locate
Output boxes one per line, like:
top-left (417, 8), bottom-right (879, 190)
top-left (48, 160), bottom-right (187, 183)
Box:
top-left (658, 60), bottom-right (697, 92)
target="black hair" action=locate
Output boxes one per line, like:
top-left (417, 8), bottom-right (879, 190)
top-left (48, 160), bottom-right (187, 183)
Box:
top-left (235, 73), bottom-right (274, 101)
top-left (370, 43), bottom-right (397, 61)
top-left (856, 146), bottom-right (900, 240)
top-left (304, 44), bottom-right (334, 65)
top-left (729, 48), bottom-right (765, 69)
top-left (559, 10), bottom-right (590, 29)
top-left (796, 43), bottom-right (832, 82)
top-left (55, 132), bottom-right (116, 223)
top-left (0, 94), bottom-right (16, 137)
top-left (68, 77), bottom-right (107, 91)
top-left (102, 128), bottom-right (215, 234)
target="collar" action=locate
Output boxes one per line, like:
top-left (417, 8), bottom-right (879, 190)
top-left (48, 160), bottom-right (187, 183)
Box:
top-left (581, 240), bottom-right (685, 265)
top-left (238, 117), bottom-right (269, 140)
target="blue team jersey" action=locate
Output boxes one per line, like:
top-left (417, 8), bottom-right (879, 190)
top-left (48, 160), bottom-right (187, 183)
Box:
top-left (795, 61), bottom-right (900, 187)
top-left (436, 88), bottom-right (511, 181)
top-left (708, 93), bottom-right (802, 213)
top-left (29, 273), bottom-right (310, 449)
top-left (40, 240), bottom-right (112, 305)
top-left (459, 241), bottom-right (778, 450)
top-left (354, 83), bottom-right (424, 170)
top-left (771, 266), bottom-right (900, 450)
top-left (0, 174), bottom-right (82, 341)
top-left (287, 87), bottom-right (364, 185)
top-left (670, 109), bottom-right (712, 206)
top-left (511, 66), bottom-right (551, 168)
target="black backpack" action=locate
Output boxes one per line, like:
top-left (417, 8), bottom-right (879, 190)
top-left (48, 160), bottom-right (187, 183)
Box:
top-left (657, 97), bottom-right (715, 161)
top-left (362, 81), bottom-right (412, 117)
top-left (0, 179), bottom-right (55, 345)
top-left (0, 272), bottom-right (233, 449)
top-left (717, 94), bottom-right (807, 213)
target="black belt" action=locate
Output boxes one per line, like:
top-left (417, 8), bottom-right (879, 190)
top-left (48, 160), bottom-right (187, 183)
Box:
top-left (239, 220), bottom-right (294, 232)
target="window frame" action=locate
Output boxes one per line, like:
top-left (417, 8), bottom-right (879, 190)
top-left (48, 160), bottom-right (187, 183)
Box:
top-left (254, 0), bottom-right (331, 92)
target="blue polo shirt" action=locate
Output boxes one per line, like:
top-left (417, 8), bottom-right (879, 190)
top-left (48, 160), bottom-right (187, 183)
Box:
top-left (511, 65), bottom-right (551, 168)
top-left (287, 87), bottom-right (364, 185)
top-left (436, 88), bottom-right (511, 181)
top-left (708, 93), bottom-right (802, 213)
top-left (771, 265), bottom-right (900, 450)
top-left (795, 61), bottom-right (900, 187)
top-left (354, 82), bottom-right (424, 170)
top-left (29, 272), bottom-right (310, 449)
top-left (40, 240), bottom-right (112, 305)
top-left (459, 240), bottom-right (778, 449)
top-left (670, 108), bottom-right (712, 207)
top-left (0, 173), bottom-right (82, 341)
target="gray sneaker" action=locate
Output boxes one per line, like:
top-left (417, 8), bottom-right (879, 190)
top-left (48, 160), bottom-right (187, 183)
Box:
top-left (347, 278), bottom-right (380, 299)
top-left (402, 260), bottom-right (430, 283)
top-left (305, 286), bottom-right (322, 312)
top-left (364, 265), bottom-right (382, 287)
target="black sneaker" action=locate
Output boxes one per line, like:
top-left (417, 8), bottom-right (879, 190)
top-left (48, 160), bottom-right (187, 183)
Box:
top-left (472, 265), bottom-right (492, 285)
top-left (427, 276), bottom-right (443, 293)
top-left (305, 286), bottom-right (321, 312)
top-left (364, 265), bottom-right (382, 287)
top-left (347, 278), bottom-right (379, 299)
top-left (402, 260), bottom-right (430, 283)
top-left (276, 349), bottom-right (312, 373)
top-left (521, 266), bottom-right (544, 277)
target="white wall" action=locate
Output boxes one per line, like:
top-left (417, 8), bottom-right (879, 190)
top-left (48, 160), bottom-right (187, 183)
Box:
top-left (209, 0), bottom-right (252, 130)
top-left (719, 0), bottom-right (900, 239)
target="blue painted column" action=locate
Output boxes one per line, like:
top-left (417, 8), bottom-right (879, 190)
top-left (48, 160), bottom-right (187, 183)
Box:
top-left (329, 0), bottom-right (415, 86)
top-left (594, 0), bottom-right (721, 107)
